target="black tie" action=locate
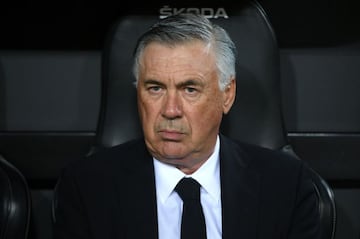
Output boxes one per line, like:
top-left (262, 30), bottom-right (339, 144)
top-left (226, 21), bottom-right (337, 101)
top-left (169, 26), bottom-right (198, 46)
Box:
top-left (175, 177), bottom-right (207, 239)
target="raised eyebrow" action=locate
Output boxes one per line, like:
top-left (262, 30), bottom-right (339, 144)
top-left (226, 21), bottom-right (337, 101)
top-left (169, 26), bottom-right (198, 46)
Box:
top-left (177, 79), bottom-right (204, 88)
top-left (143, 79), bottom-right (165, 87)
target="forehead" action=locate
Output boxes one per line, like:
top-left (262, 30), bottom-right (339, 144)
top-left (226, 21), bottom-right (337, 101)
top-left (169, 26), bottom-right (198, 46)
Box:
top-left (139, 41), bottom-right (216, 73)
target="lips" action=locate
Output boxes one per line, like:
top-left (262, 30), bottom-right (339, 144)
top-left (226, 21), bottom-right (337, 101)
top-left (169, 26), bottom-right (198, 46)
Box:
top-left (158, 129), bottom-right (185, 141)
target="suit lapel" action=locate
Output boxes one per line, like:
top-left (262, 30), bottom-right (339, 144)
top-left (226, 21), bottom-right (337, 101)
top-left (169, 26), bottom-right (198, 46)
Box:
top-left (117, 141), bottom-right (158, 239)
top-left (220, 136), bottom-right (261, 239)
top-left (116, 137), bottom-right (261, 239)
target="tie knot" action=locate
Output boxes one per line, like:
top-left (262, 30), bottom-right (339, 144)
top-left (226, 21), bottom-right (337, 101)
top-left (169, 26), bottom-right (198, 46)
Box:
top-left (175, 177), bottom-right (201, 202)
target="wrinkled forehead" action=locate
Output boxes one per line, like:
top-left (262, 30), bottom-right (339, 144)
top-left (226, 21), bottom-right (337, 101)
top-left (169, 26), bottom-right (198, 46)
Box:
top-left (140, 41), bottom-right (215, 68)
top-left (143, 38), bottom-right (212, 55)
top-left (137, 41), bottom-right (218, 83)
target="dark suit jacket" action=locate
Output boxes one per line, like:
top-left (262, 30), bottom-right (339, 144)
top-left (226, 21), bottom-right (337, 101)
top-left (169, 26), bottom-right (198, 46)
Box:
top-left (53, 135), bottom-right (320, 239)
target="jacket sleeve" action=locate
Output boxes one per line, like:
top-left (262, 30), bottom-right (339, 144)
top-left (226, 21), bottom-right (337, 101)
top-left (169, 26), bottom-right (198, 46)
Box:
top-left (288, 163), bottom-right (321, 239)
top-left (52, 166), bottom-right (91, 239)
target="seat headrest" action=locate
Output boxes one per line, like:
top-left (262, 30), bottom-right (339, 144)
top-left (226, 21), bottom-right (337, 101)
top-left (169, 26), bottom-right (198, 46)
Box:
top-left (96, 0), bottom-right (287, 150)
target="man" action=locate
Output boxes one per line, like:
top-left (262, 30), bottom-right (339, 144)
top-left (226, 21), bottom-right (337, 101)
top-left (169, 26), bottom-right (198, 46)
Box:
top-left (53, 14), bottom-right (320, 239)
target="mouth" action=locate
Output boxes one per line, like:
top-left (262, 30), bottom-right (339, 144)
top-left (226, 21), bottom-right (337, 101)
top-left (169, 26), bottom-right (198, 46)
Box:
top-left (158, 129), bottom-right (185, 141)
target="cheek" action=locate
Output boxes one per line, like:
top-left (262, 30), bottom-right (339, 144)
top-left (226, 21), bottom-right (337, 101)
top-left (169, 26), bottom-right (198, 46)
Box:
top-left (187, 98), bottom-right (223, 129)
top-left (138, 98), bottom-right (162, 132)
top-left (138, 98), bottom-right (153, 123)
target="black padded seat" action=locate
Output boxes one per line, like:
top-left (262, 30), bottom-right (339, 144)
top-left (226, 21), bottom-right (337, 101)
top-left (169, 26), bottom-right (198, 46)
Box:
top-left (85, 1), bottom-right (337, 238)
top-left (0, 155), bottom-right (31, 239)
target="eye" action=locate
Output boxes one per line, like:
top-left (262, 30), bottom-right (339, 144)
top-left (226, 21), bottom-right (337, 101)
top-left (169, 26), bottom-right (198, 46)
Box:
top-left (185, 87), bottom-right (197, 93)
top-left (183, 86), bottom-right (200, 97)
top-left (148, 85), bottom-right (163, 93)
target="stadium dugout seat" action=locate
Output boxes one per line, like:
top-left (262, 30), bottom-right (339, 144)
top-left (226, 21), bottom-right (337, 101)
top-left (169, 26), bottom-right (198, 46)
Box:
top-left (0, 155), bottom-right (31, 239)
top-left (54, 1), bottom-right (337, 238)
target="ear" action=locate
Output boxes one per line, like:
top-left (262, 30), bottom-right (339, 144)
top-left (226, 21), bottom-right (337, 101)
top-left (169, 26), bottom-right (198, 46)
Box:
top-left (222, 78), bottom-right (236, 114)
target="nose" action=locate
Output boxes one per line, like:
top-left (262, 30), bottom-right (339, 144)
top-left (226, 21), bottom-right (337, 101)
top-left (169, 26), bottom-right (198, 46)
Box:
top-left (161, 91), bottom-right (183, 119)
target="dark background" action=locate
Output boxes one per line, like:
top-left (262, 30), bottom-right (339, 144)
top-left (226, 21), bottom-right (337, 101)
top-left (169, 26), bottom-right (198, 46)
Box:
top-left (1, 0), bottom-right (360, 49)
top-left (0, 0), bottom-right (360, 238)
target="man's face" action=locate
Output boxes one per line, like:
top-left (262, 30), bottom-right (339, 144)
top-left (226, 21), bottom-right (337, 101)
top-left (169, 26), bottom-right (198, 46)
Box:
top-left (137, 41), bottom-right (235, 174)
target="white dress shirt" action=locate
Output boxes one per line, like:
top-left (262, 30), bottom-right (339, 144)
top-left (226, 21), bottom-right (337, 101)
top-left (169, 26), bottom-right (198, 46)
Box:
top-left (153, 136), bottom-right (222, 239)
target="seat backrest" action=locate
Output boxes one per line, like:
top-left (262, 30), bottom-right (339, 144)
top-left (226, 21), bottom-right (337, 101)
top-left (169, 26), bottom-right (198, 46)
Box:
top-left (95, 1), bottom-right (336, 238)
top-left (0, 155), bottom-right (31, 239)
top-left (96, 1), bottom-right (286, 150)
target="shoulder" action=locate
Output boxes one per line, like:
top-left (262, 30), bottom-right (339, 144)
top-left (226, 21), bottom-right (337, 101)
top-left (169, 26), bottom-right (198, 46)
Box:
top-left (60, 138), bottom-right (150, 180)
top-left (220, 135), bottom-right (308, 180)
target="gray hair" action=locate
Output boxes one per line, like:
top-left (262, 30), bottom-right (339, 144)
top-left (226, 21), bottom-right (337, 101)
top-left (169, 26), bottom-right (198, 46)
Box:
top-left (132, 13), bottom-right (236, 91)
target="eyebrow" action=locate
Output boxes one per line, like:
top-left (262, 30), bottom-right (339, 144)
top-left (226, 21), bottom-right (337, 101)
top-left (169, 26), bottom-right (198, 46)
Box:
top-left (177, 79), bottom-right (203, 88)
top-left (143, 79), bottom-right (165, 87)
top-left (143, 79), bottom-right (204, 88)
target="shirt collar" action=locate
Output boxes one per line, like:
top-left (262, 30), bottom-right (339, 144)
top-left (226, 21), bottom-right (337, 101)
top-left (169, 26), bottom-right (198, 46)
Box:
top-left (153, 135), bottom-right (221, 204)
